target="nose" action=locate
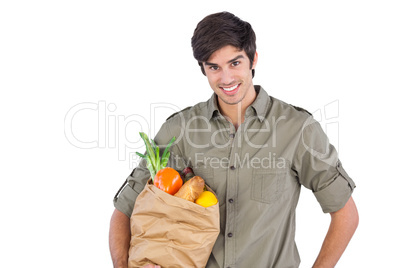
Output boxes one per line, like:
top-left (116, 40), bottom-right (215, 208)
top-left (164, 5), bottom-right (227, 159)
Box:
top-left (220, 68), bottom-right (234, 85)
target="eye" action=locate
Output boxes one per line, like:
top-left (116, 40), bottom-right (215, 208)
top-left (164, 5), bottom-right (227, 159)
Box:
top-left (232, 61), bottom-right (240, 67)
top-left (209, 65), bottom-right (219, 71)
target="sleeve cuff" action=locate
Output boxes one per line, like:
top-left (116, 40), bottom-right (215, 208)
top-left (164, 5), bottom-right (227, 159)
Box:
top-left (314, 173), bottom-right (354, 213)
top-left (113, 176), bottom-right (146, 218)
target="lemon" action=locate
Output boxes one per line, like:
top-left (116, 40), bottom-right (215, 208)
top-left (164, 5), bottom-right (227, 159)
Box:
top-left (195, 191), bottom-right (218, 207)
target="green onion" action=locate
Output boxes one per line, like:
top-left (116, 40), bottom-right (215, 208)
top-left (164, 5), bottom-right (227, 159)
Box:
top-left (136, 132), bottom-right (176, 183)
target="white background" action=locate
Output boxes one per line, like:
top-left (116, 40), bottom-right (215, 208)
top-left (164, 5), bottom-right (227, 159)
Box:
top-left (1, 1), bottom-right (401, 267)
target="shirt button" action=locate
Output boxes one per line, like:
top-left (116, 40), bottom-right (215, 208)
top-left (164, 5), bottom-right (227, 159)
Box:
top-left (230, 165), bottom-right (235, 170)
top-left (228, 232), bottom-right (233, 237)
top-left (229, 198), bottom-right (234, 203)
top-left (229, 133), bottom-right (235, 138)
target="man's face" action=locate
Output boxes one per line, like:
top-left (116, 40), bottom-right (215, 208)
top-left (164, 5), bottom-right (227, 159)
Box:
top-left (203, 45), bottom-right (257, 108)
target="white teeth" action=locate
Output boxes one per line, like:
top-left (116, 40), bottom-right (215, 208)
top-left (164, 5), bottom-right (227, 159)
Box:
top-left (222, 84), bottom-right (239, 91)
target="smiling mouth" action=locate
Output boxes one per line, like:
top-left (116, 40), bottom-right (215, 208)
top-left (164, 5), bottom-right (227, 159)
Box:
top-left (221, 83), bottom-right (240, 92)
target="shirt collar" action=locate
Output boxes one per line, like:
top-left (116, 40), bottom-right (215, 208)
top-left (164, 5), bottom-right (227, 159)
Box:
top-left (249, 85), bottom-right (271, 122)
top-left (206, 85), bottom-right (271, 121)
top-left (207, 93), bottom-right (220, 120)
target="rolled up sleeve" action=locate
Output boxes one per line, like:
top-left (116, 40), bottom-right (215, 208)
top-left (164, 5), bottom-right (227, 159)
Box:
top-left (313, 161), bottom-right (356, 213)
top-left (113, 160), bottom-right (150, 218)
top-left (295, 117), bottom-right (356, 213)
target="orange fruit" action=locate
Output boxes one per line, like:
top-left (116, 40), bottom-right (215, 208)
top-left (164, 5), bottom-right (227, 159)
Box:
top-left (195, 191), bottom-right (218, 207)
top-left (154, 167), bottom-right (183, 195)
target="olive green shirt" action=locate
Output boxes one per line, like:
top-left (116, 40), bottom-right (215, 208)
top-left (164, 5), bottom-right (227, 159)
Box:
top-left (114, 86), bottom-right (355, 268)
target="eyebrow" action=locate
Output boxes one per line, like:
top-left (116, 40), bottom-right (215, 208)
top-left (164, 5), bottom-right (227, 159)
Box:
top-left (204, 55), bottom-right (245, 66)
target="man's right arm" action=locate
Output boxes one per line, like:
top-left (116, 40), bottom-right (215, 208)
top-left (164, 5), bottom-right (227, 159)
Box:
top-left (109, 208), bottom-right (131, 268)
top-left (109, 119), bottom-right (185, 268)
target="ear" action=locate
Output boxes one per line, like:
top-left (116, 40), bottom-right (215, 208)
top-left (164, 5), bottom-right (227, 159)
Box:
top-left (252, 51), bottom-right (258, 69)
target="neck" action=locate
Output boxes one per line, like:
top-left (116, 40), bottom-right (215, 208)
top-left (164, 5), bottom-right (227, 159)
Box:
top-left (220, 103), bottom-right (244, 130)
top-left (218, 87), bottom-right (257, 130)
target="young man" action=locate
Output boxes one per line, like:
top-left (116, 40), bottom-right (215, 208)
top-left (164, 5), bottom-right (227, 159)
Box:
top-left (109, 12), bottom-right (358, 268)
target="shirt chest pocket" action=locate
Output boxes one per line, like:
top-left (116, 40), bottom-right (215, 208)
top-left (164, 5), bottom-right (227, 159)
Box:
top-left (251, 169), bottom-right (287, 204)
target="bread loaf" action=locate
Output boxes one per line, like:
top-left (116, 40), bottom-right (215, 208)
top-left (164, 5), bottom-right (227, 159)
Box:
top-left (174, 176), bottom-right (205, 202)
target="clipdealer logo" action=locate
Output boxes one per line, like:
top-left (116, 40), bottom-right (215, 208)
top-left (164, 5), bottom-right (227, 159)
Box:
top-left (64, 99), bottom-right (341, 168)
top-left (63, 101), bottom-right (181, 163)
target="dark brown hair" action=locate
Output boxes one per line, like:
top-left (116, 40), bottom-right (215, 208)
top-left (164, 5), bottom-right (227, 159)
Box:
top-left (191, 12), bottom-right (257, 77)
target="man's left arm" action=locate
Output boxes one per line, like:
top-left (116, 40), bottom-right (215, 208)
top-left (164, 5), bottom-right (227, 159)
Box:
top-left (313, 196), bottom-right (359, 268)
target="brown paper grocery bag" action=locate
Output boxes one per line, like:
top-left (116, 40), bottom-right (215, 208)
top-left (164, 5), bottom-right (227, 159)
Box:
top-left (128, 180), bottom-right (220, 268)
